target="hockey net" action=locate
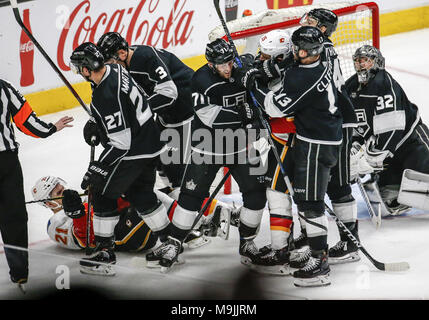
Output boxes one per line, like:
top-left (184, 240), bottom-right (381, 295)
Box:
top-left (209, 1), bottom-right (379, 195)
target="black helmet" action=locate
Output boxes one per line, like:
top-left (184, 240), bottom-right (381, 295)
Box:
top-left (291, 26), bottom-right (324, 57)
top-left (205, 38), bottom-right (235, 64)
top-left (97, 32), bottom-right (129, 62)
top-left (352, 45), bottom-right (385, 83)
top-left (301, 8), bottom-right (338, 37)
top-left (69, 42), bottom-right (104, 73)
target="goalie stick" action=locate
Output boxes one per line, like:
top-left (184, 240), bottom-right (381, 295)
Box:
top-left (357, 176), bottom-right (382, 229)
top-left (11, 0), bottom-right (96, 255)
top-left (325, 204), bottom-right (410, 272)
top-left (213, 0), bottom-right (294, 197)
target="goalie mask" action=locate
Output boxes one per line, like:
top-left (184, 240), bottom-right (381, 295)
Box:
top-left (32, 176), bottom-right (67, 209)
top-left (259, 29), bottom-right (292, 61)
top-left (353, 45), bottom-right (385, 84)
top-left (97, 32), bottom-right (129, 62)
top-left (300, 8), bottom-right (338, 37)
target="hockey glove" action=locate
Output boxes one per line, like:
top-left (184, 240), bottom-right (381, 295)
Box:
top-left (62, 189), bottom-right (85, 219)
top-left (237, 102), bottom-right (257, 126)
top-left (233, 65), bottom-right (260, 91)
top-left (364, 137), bottom-right (392, 171)
top-left (83, 119), bottom-right (100, 146)
top-left (259, 59), bottom-right (282, 81)
top-left (81, 161), bottom-right (111, 194)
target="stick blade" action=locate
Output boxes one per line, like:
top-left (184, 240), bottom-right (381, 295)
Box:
top-left (384, 261), bottom-right (410, 272)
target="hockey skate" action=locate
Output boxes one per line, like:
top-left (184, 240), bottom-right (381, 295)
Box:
top-left (80, 248), bottom-right (116, 276)
top-left (251, 246), bottom-right (291, 276)
top-left (200, 205), bottom-right (232, 240)
top-left (239, 240), bottom-right (261, 266)
top-left (289, 247), bottom-right (311, 269)
top-left (293, 250), bottom-right (330, 288)
top-left (146, 240), bottom-right (184, 268)
top-left (159, 236), bottom-right (183, 273)
top-left (329, 240), bottom-right (360, 265)
top-left (184, 229), bottom-right (211, 249)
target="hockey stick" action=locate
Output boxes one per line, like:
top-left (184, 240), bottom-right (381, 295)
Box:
top-left (25, 193), bottom-right (86, 205)
top-left (325, 204), bottom-right (409, 272)
top-left (213, 0), bottom-right (294, 197)
top-left (85, 139), bottom-right (96, 255)
top-left (356, 177), bottom-right (381, 229)
top-left (10, 0), bottom-right (91, 116)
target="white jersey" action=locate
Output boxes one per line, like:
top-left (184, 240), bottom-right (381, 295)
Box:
top-left (47, 211), bottom-right (83, 250)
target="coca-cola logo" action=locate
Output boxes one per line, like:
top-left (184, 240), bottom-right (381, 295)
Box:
top-left (20, 41), bottom-right (34, 53)
top-left (57, 0), bottom-right (194, 71)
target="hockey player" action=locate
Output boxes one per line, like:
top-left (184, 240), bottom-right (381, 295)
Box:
top-left (158, 38), bottom-right (267, 269)
top-left (96, 32), bottom-right (194, 199)
top-left (31, 176), bottom-right (234, 255)
top-left (243, 29), bottom-right (297, 275)
top-left (299, 8), bottom-right (360, 265)
top-left (236, 26), bottom-right (343, 287)
top-left (69, 42), bottom-right (178, 275)
top-left (0, 79), bottom-right (73, 290)
top-left (345, 45), bottom-right (429, 216)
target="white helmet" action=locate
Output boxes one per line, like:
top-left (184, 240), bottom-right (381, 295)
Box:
top-left (31, 176), bottom-right (67, 208)
top-left (259, 29), bottom-right (292, 60)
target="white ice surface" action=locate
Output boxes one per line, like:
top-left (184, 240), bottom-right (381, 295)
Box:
top-left (1, 29), bottom-right (429, 300)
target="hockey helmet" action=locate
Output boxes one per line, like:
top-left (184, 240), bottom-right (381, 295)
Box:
top-left (259, 29), bottom-right (292, 60)
top-left (31, 176), bottom-right (67, 208)
top-left (205, 38), bottom-right (236, 65)
top-left (69, 42), bottom-right (104, 74)
top-left (291, 26), bottom-right (324, 57)
top-left (352, 45), bottom-right (385, 83)
top-left (97, 32), bottom-right (129, 62)
top-left (300, 8), bottom-right (338, 37)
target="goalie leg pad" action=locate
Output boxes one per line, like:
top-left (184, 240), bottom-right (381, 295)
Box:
top-left (398, 169), bottom-right (429, 211)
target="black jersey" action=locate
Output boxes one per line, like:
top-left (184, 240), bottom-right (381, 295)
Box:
top-left (90, 64), bottom-right (165, 166)
top-left (253, 52), bottom-right (343, 145)
top-left (345, 69), bottom-right (421, 154)
top-left (191, 64), bottom-right (249, 156)
top-left (128, 45), bottom-right (194, 124)
top-left (322, 38), bottom-right (357, 128)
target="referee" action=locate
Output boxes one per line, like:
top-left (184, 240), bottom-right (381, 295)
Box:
top-left (0, 78), bottom-right (73, 288)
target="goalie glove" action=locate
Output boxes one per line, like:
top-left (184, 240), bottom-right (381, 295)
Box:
top-left (364, 136), bottom-right (393, 171)
top-left (62, 190), bottom-right (85, 219)
top-left (349, 142), bottom-right (374, 181)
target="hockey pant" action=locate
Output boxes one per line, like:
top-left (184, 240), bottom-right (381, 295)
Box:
top-left (291, 140), bottom-right (339, 252)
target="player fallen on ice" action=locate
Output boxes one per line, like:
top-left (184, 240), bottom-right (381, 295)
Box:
top-left (30, 176), bottom-right (235, 258)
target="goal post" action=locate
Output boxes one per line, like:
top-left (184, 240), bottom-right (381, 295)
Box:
top-left (209, 1), bottom-right (380, 195)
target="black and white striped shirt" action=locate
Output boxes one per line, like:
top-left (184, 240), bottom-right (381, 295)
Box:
top-left (0, 79), bottom-right (56, 152)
